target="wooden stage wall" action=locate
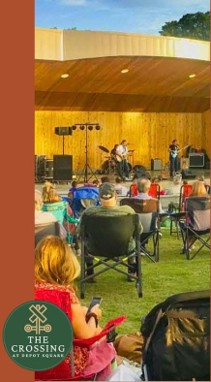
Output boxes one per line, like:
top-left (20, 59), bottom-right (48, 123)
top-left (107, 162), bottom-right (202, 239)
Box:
top-left (35, 111), bottom-right (210, 172)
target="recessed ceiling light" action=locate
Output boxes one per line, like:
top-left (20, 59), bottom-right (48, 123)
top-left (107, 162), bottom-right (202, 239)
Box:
top-left (189, 73), bottom-right (196, 79)
top-left (121, 68), bottom-right (129, 74)
top-left (61, 73), bottom-right (69, 79)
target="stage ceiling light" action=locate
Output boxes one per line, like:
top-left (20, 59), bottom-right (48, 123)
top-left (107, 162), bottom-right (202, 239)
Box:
top-left (88, 125), bottom-right (93, 130)
top-left (71, 125), bottom-right (77, 130)
top-left (95, 124), bottom-right (101, 130)
top-left (80, 125), bottom-right (85, 130)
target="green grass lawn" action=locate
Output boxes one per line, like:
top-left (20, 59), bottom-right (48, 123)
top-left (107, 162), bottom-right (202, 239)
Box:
top-left (76, 229), bottom-right (210, 334)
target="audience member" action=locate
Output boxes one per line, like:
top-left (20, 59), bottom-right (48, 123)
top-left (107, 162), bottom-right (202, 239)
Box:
top-left (114, 177), bottom-right (129, 196)
top-left (165, 173), bottom-right (182, 196)
top-left (190, 180), bottom-right (208, 197)
top-left (101, 176), bottom-right (110, 183)
top-left (35, 189), bottom-right (57, 225)
top-left (78, 182), bottom-right (142, 281)
top-left (35, 236), bottom-right (116, 380)
top-left (134, 178), bottom-right (152, 200)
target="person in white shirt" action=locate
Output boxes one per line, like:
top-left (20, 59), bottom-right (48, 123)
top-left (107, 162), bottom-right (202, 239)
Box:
top-left (115, 140), bottom-right (130, 180)
top-left (114, 177), bottom-right (129, 196)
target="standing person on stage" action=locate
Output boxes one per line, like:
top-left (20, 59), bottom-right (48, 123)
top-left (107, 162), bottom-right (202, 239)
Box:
top-left (169, 139), bottom-right (179, 178)
top-left (115, 139), bottom-right (130, 180)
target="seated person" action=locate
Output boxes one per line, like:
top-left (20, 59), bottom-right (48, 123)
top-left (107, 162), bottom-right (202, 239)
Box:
top-left (42, 181), bottom-right (74, 240)
top-left (180, 180), bottom-right (209, 251)
top-left (68, 180), bottom-right (79, 197)
top-left (35, 236), bottom-right (117, 380)
top-left (35, 189), bottom-right (57, 225)
top-left (114, 176), bottom-right (129, 196)
top-left (151, 175), bottom-right (166, 195)
top-left (78, 182), bottom-right (142, 281)
top-left (165, 174), bottom-right (182, 196)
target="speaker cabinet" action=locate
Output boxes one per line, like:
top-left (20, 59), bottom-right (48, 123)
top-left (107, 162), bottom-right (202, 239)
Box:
top-left (151, 159), bottom-right (162, 171)
top-left (53, 155), bottom-right (72, 181)
top-left (181, 169), bottom-right (196, 179)
top-left (55, 127), bottom-right (72, 136)
top-left (189, 153), bottom-right (204, 168)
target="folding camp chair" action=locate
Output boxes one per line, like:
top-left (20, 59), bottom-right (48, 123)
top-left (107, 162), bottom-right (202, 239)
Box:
top-left (179, 196), bottom-right (210, 260)
top-left (179, 184), bottom-right (193, 211)
top-left (80, 214), bottom-right (142, 298)
top-left (120, 198), bottom-right (160, 262)
top-left (71, 186), bottom-right (99, 217)
top-left (35, 288), bottom-right (126, 381)
top-left (141, 290), bottom-right (210, 381)
top-left (148, 183), bottom-right (160, 199)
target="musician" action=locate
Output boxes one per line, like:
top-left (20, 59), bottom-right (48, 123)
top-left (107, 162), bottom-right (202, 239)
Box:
top-left (116, 139), bottom-right (130, 180)
top-left (169, 139), bottom-right (179, 178)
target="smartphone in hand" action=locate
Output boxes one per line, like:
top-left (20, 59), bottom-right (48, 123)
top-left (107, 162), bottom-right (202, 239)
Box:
top-left (87, 296), bottom-right (102, 314)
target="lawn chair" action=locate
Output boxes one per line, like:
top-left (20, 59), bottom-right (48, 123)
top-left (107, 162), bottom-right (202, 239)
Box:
top-left (179, 196), bottom-right (210, 260)
top-left (179, 184), bottom-right (193, 211)
top-left (148, 183), bottom-right (160, 199)
top-left (80, 214), bottom-right (142, 298)
top-left (71, 186), bottom-right (99, 217)
top-left (35, 288), bottom-right (126, 381)
top-left (141, 290), bottom-right (210, 381)
top-left (120, 198), bottom-right (160, 262)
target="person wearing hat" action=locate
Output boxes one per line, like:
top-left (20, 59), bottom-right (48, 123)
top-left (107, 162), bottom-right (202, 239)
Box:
top-left (78, 182), bottom-right (142, 281)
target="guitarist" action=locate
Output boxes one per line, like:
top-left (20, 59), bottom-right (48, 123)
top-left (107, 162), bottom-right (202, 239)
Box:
top-left (116, 139), bottom-right (130, 180)
top-left (169, 139), bottom-right (179, 178)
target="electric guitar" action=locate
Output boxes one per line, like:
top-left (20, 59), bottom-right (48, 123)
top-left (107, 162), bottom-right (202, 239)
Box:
top-left (115, 153), bottom-right (128, 162)
top-left (170, 145), bottom-right (189, 159)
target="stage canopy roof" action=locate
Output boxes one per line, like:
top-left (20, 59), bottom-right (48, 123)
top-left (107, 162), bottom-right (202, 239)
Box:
top-left (35, 29), bottom-right (210, 113)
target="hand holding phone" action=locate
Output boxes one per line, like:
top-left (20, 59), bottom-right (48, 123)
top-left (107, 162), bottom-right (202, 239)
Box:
top-left (87, 296), bottom-right (102, 314)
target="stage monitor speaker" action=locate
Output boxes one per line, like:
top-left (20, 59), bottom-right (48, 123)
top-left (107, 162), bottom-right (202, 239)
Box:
top-left (53, 155), bottom-right (72, 181)
top-left (151, 159), bottom-right (162, 171)
top-left (55, 127), bottom-right (72, 136)
top-left (181, 169), bottom-right (196, 179)
top-left (189, 153), bottom-right (204, 168)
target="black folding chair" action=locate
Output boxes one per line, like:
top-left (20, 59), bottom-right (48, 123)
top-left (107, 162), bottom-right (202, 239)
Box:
top-left (35, 221), bottom-right (60, 247)
top-left (80, 214), bottom-right (142, 298)
top-left (141, 289), bottom-right (210, 381)
top-left (120, 198), bottom-right (160, 262)
top-left (179, 196), bottom-right (210, 260)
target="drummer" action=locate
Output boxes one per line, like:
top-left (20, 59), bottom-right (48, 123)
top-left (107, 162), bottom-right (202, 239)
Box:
top-left (110, 143), bottom-right (118, 159)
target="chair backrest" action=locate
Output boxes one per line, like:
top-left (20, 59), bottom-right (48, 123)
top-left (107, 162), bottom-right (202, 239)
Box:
top-left (120, 198), bottom-right (159, 233)
top-left (148, 183), bottom-right (160, 199)
top-left (72, 187), bottom-right (99, 215)
top-left (42, 201), bottom-right (67, 224)
top-left (81, 214), bottom-right (140, 258)
top-left (185, 196), bottom-right (210, 231)
top-left (130, 183), bottom-right (138, 197)
top-left (35, 221), bottom-right (60, 247)
top-left (179, 184), bottom-right (192, 211)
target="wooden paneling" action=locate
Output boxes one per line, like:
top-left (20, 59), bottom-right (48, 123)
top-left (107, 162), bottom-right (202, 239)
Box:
top-left (35, 111), bottom-right (207, 172)
top-left (35, 56), bottom-right (209, 113)
top-left (202, 110), bottom-right (210, 156)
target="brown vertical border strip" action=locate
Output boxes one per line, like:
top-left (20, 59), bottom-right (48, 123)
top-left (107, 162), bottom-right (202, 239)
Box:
top-left (0, 0), bottom-right (34, 381)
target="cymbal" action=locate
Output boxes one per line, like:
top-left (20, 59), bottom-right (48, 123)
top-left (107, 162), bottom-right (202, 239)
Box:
top-left (98, 145), bottom-right (110, 153)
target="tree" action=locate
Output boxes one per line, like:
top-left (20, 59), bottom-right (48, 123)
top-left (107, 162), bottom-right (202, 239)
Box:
top-left (159, 11), bottom-right (210, 41)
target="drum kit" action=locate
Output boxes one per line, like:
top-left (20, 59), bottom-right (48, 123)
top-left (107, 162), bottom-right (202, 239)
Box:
top-left (98, 145), bottom-right (134, 174)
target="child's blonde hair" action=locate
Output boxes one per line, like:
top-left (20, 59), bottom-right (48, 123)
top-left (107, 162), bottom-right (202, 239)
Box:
top-left (35, 236), bottom-right (80, 285)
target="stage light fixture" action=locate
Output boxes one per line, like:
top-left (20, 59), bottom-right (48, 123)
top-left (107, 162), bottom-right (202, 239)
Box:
top-left (88, 125), bottom-right (93, 131)
top-left (95, 124), bottom-right (101, 130)
top-left (71, 125), bottom-right (77, 130)
top-left (80, 125), bottom-right (85, 130)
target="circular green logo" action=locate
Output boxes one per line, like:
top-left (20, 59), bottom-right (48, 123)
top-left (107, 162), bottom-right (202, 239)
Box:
top-left (3, 300), bottom-right (73, 371)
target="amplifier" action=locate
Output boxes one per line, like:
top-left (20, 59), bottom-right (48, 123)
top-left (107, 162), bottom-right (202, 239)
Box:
top-left (189, 153), bottom-right (204, 168)
top-left (151, 159), bottom-right (162, 171)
